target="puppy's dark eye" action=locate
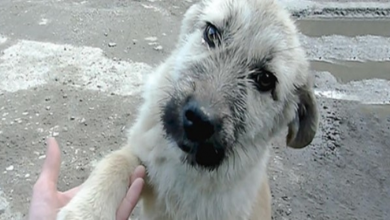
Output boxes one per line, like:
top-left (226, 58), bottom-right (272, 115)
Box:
top-left (253, 71), bottom-right (277, 92)
top-left (203, 23), bottom-right (220, 48)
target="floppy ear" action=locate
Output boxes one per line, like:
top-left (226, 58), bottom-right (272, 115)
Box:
top-left (286, 83), bottom-right (319, 149)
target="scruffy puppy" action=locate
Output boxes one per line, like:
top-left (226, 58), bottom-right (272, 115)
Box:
top-left (57, 0), bottom-right (319, 219)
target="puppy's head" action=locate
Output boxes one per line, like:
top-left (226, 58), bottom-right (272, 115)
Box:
top-left (158, 0), bottom-right (319, 170)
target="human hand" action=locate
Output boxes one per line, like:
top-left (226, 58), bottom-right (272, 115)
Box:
top-left (28, 137), bottom-right (145, 220)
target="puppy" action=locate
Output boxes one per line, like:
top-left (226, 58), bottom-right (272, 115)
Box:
top-left (56, 0), bottom-right (319, 219)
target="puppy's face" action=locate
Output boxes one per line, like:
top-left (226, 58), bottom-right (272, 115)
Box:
top-left (159, 0), bottom-right (319, 170)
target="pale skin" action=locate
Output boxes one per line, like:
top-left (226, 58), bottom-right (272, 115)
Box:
top-left (28, 137), bottom-right (146, 220)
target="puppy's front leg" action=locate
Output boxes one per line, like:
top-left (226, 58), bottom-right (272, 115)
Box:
top-left (57, 146), bottom-right (141, 220)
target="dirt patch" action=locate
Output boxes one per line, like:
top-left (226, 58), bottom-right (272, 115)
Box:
top-left (0, 0), bottom-right (389, 220)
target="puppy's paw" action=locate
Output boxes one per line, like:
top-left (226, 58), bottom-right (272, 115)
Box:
top-left (56, 207), bottom-right (85, 220)
top-left (56, 200), bottom-right (115, 220)
top-left (55, 147), bottom-right (137, 220)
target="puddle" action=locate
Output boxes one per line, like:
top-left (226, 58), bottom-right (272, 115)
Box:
top-left (358, 104), bottom-right (390, 118)
top-left (310, 60), bottom-right (390, 83)
top-left (296, 18), bottom-right (390, 37)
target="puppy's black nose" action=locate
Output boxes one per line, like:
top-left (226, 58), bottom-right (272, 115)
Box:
top-left (183, 99), bottom-right (215, 143)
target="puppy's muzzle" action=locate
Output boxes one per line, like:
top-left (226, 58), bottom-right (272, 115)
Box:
top-left (179, 98), bottom-right (226, 169)
top-left (182, 98), bottom-right (216, 143)
top-left (162, 95), bottom-right (226, 169)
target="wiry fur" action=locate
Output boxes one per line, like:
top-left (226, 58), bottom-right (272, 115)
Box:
top-left (56, 0), bottom-right (319, 219)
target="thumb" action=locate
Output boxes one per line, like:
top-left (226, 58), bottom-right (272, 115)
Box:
top-left (36, 137), bottom-right (62, 189)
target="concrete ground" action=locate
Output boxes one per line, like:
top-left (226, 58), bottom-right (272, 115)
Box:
top-left (0, 0), bottom-right (389, 219)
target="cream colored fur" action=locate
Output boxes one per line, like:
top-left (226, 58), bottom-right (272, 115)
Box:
top-left (56, 0), bottom-right (319, 219)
